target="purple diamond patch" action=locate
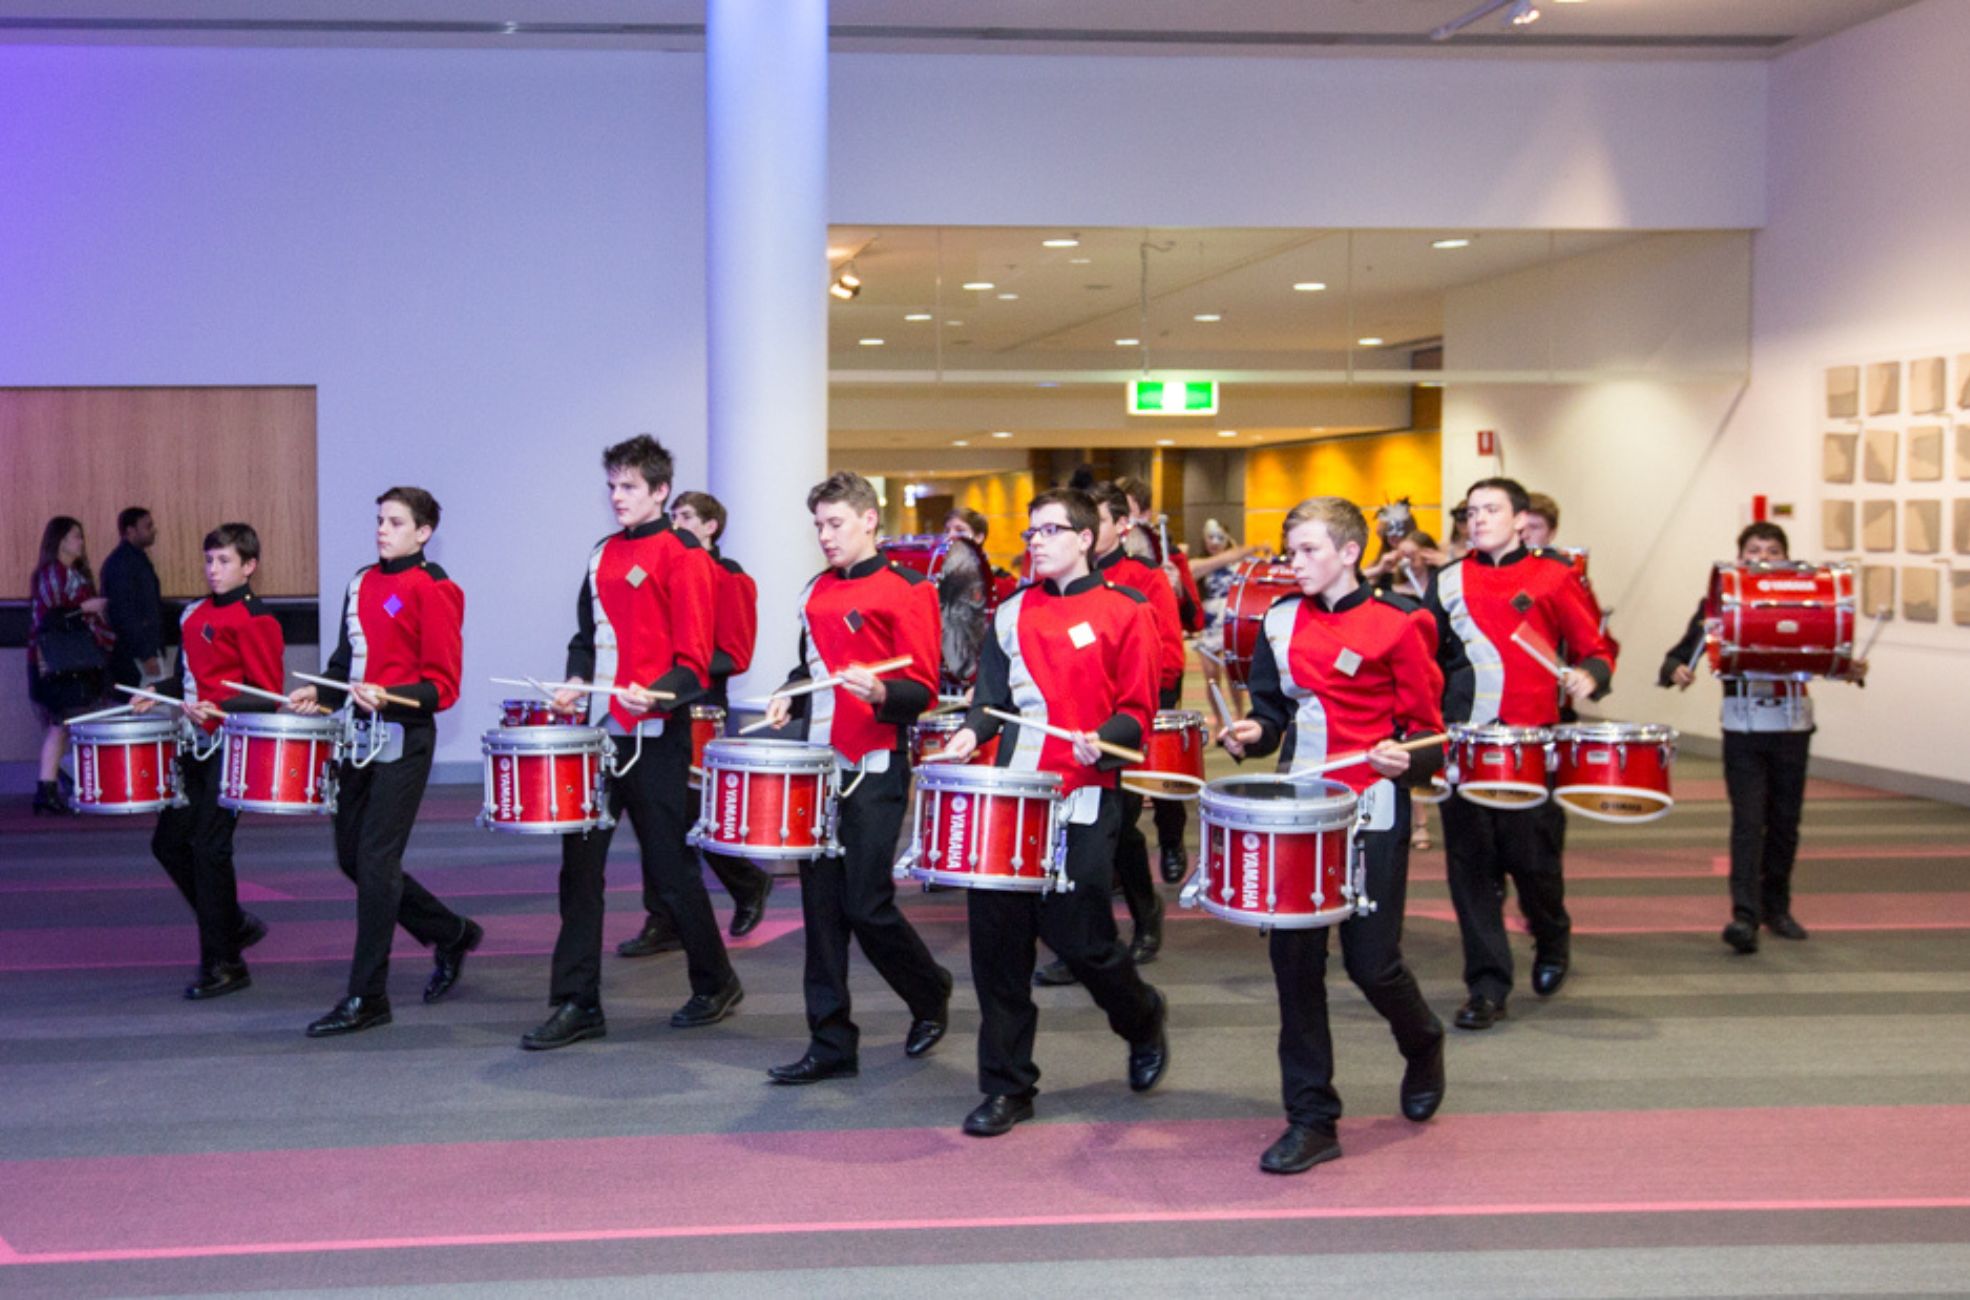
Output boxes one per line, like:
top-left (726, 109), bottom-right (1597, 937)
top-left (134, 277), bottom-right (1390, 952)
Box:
top-left (383, 593), bottom-right (404, 617)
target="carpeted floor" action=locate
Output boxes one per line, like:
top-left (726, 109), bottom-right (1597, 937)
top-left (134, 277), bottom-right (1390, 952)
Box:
top-left (3, 741), bottom-right (1969, 1298)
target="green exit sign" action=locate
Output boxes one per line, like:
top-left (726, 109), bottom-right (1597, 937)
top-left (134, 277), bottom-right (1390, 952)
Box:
top-left (1127, 379), bottom-right (1219, 416)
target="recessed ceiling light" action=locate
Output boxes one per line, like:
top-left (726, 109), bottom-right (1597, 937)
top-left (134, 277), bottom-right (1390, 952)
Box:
top-left (904, 312), bottom-right (932, 321)
top-left (858, 338), bottom-right (884, 346)
top-left (1292, 281), bottom-right (1327, 292)
top-left (1193, 313), bottom-right (1222, 323)
top-left (990, 430), bottom-right (1013, 439)
top-left (1431, 238), bottom-right (1472, 250)
top-left (961, 281), bottom-right (994, 291)
top-left (952, 439), bottom-right (969, 447)
top-left (996, 292), bottom-right (1019, 300)
top-left (1217, 429), bottom-right (1238, 438)
top-left (1069, 257), bottom-right (1092, 265)
top-left (1115, 338), bottom-right (1140, 347)
top-left (826, 245), bottom-right (851, 260)
top-left (945, 319), bottom-right (964, 326)
top-left (1357, 337), bottom-right (1385, 347)
top-left (1156, 439), bottom-right (1175, 447)
top-left (1042, 237), bottom-right (1080, 249)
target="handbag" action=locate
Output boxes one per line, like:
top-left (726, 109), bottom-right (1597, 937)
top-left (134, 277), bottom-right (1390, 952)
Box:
top-left (35, 611), bottom-right (109, 676)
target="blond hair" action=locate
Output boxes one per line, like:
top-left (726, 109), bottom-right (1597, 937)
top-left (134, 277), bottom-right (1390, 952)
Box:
top-left (1281, 497), bottom-right (1368, 557)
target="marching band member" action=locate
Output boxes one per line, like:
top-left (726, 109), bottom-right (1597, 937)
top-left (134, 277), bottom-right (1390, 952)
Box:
top-left (1659, 522), bottom-right (1854, 953)
top-left (1422, 477), bottom-right (1616, 1031)
top-left (527, 436), bottom-right (741, 1050)
top-left (758, 471), bottom-right (953, 1085)
top-left (1219, 497), bottom-right (1448, 1174)
top-left (615, 489), bottom-right (774, 954)
top-left (1519, 493), bottom-right (1561, 550)
top-left (938, 488), bottom-right (1169, 1137)
top-left (289, 488), bottom-right (483, 1037)
top-left (132, 523), bottom-right (282, 999)
top-left (1117, 477), bottom-right (1202, 883)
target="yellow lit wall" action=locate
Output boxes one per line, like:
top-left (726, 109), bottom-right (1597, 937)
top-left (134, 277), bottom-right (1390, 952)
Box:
top-left (953, 470), bottom-right (1038, 570)
top-left (1244, 430), bottom-right (1443, 552)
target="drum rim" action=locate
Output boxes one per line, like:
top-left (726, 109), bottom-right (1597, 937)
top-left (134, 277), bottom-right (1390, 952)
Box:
top-left (67, 715), bottom-right (184, 741)
top-left (688, 704), bottom-right (726, 720)
top-left (222, 712), bottom-right (343, 737)
top-left (700, 737), bottom-right (838, 771)
top-left (1450, 722), bottom-right (1556, 744)
top-left (1199, 773), bottom-right (1356, 825)
top-left (481, 724), bottom-right (611, 752)
top-left (1151, 709), bottom-right (1208, 730)
top-left (915, 763), bottom-right (1063, 795)
top-left (1555, 722), bottom-right (1679, 745)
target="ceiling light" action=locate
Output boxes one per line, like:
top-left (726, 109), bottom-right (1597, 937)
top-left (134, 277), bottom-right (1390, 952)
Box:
top-left (1431, 238), bottom-right (1472, 250)
top-left (945, 319), bottom-right (963, 326)
top-left (990, 430), bottom-right (1013, 439)
top-left (1292, 281), bottom-right (1327, 292)
top-left (1217, 429), bottom-right (1238, 438)
top-left (961, 281), bottom-right (994, 291)
top-left (1069, 257), bottom-right (1092, 265)
top-left (858, 338), bottom-right (884, 347)
top-left (1042, 237), bottom-right (1080, 249)
top-left (904, 312), bottom-right (932, 321)
top-left (996, 292), bottom-right (1019, 300)
top-left (1510, 0), bottom-right (1541, 25)
top-left (1156, 438), bottom-right (1175, 446)
top-left (952, 439), bottom-right (969, 447)
top-left (829, 266), bottom-right (862, 300)
top-left (1115, 338), bottom-right (1140, 347)
top-left (826, 246), bottom-right (851, 260)
top-left (1357, 337), bottom-right (1385, 347)
top-left (1193, 313), bottom-right (1223, 323)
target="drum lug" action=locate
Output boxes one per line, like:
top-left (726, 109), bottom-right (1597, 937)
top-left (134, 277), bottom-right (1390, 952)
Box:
top-left (1178, 873), bottom-right (1203, 910)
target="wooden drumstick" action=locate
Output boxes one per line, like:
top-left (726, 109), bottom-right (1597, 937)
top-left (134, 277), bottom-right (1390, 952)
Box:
top-left (983, 707), bottom-right (1146, 765)
top-left (1857, 608), bottom-right (1890, 661)
top-left (1509, 627), bottom-right (1570, 682)
top-left (290, 670), bottom-right (422, 710)
top-left (68, 701), bottom-right (138, 725)
top-left (518, 678), bottom-right (676, 703)
top-left (222, 680), bottom-right (294, 706)
top-left (737, 715), bottom-right (783, 736)
top-left (1284, 732), bottom-right (1449, 781)
top-left (1206, 678), bottom-right (1235, 730)
top-left (114, 683), bottom-right (183, 708)
top-left (770, 655), bottom-right (915, 701)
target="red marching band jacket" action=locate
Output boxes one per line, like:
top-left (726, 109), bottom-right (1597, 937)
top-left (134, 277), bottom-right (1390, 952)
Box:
top-left (1424, 546), bottom-right (1616, 728)
top-left (565, 518), bottom-right (714, 731)
top-left (710, 551), bottom-right (758, 683)
top-left (1241, 586), bottom-right (1445, 796)
top-left (173, 586), bottom-right (287, 733)
top-left (781, 554), bottom-right (940, 765)
top-left (1095, 547), bottom-right (1185, 694)
top-left (962, 574), bottom-right (1157, 796)
top-left (321, 552), bottom-right (464, 722)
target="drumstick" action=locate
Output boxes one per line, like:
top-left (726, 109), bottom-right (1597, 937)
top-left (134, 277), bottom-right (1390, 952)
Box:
top-left (737, 715), bottom-right (783, 736)
top-left (67, 702), bottom-right (138, 725)
top-left (982, 707), bottom-right (1146, 765)
top-left (290, 671), bottom-right (422, 710)
top-left (770, 655), bottom-right (915, 701)
top-left (222, 680), bottom-right (293, 706)
top-left (115, 683), bottom-right (183, 708)
top-left (1206, 678), bottom-right (1235, 730)
top-left (924, 696), bottom-right (970, 717)
top-left (512, 678), bottom-right (677, 703)
top-left (917, 749), bottom-right (968, 764)
top-left (1509, 627), bottom-right (1570, 682)
top-left (1857, 608), bottom-right (1890, 661)
top-left (1284, 732), bottom-right (1449, 781)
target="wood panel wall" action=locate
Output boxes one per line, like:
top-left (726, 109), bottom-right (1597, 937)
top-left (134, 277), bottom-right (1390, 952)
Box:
top-left (3, 387), bottom-right (318, 599)
top-left (1243, 429), bottom-right (1444, 554)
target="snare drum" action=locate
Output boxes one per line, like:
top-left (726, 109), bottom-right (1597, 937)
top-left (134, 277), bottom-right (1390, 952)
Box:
top-left (911, 712), bottom-right (998, 766)
top-left (67, 715), bottom-right (185, 815)
top-left (219, 713), bottom-right (342, 815)
top-left (897, 764), bottom-right (1066, 892)
top-left (688, 738), bottom-right (839, 860)
top-left (500, 698), bottom-right (559, 727)
top-left (1122, 710), bottom-right (1208, 800)
top-left (1553, 722), bottom-right (1678, 823)
top-left (1449, 723), bottom-right (1555, 809)
top-left (1220, 559), bottom-right (1299, 685)
top-left (1706, 561), bottom-right (1859, 681)
top-left (1187, 776), bottom-right (1365, 929)
top-left (480, 725), bottom-right (614, 834)
top-left (687, 704), bottom-right (726, 789)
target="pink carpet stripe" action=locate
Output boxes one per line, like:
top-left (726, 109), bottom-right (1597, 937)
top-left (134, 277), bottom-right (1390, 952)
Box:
top-left (1407, 890), bottom-right (1970, 934)
top-left (2, 1106), bottom-right (1965, 1264)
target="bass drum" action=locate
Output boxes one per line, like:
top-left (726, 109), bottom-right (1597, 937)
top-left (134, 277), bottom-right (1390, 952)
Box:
top-left (880, 533), bottom-right (1002, 693)
top-left (1219, 558), bottom-right (1299, 686)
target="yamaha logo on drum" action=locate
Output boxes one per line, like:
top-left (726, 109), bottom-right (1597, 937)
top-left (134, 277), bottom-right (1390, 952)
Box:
top-left (496, 755), bottom-right (516, 818)
top-left (1755, 579), bottom-right (1819, 593)
top-left (718, 773), bottom-right (743, 840)
top-left (944, 794), bottom-right (971, 867)
top-left (1240, 832), bottom-right (1262, 909)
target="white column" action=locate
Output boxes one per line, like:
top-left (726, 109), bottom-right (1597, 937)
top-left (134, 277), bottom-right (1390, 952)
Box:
top-left (706, 0), bottom-right (829, 708)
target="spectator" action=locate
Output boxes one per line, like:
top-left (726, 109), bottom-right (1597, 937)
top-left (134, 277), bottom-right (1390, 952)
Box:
top-left (102, 505), bottom-right (165, 690)
top-left (27, 516), bottom-right (113, 814)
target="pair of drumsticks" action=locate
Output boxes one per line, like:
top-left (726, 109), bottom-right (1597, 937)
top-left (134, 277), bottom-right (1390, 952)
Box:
top-left (88, 672), bottom-right (422, 722)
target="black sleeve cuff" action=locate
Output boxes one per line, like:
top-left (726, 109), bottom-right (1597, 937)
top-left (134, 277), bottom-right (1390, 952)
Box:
top-left (652, 666), bottom-right (704, 709)
top-left (565, 650), bottom-right (596, 682)
top-left (708, 650), bottom-right (736, 680)
top-left (220, 695), bottom-right (278, 715)
top-left (876, 677), bottom-right (932, 725)
top-left (962, 707), bottom-right (1001, 745)
top-left (1246, 718), bottom-right (1284, 761)
top-left (1093, 713), bottom-right (1145, 772)
top-left (1583, 657), bottom-right (1614, 700)
top-left (1402, 733), bottom-right (1446, 788)
top-left (1656, 656), bottom-right (1684, 688)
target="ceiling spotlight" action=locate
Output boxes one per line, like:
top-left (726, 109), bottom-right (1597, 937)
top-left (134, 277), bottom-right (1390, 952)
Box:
top-left (1193, 313), bottom-right (1223, 323)
top-left (945, 319), bottom-right (964, 327)
top-left (1510, 0), bottom-right (1541, 24)
top-left (996, 292), bottom-right (1019, 300)
top-left (961, 281), bottom-right (994, 291)
top-left (952, 439), bottom-right (969, 447)
top-left (829, 266), bottom-right (862, 300)
top-left (1115, 338), bottom-right (1140, 347)
top-left (1156, 439), bottom-right (1176, 447)
top-left (904, 312), bottom-right (932, 321)
top-left (1069, 257), bottom-right (1092, 265)
top-left (858, 338), bottom-right (884, 346)
top-left (1042, 237), bottom-right (1081, 248)
top-left (1357, 337), bottom-right (1385, 347)
top-left (1217, 430), bottom-right (1238, 438)
top-left (990, 430), bottom-right (1013, 439)
top-left (1292, 281), bottom-right (1327, 292)
top-left (1431, 0), bottom-right (1540, 40)
top-left (1431, 237), bottom-right (1473, 250)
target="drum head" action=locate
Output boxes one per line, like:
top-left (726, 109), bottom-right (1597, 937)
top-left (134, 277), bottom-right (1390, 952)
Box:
top-left (1556, 786), bottom-right (1673, 823)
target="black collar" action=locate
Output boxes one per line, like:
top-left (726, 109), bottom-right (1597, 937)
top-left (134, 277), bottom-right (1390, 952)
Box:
top-left (379, 551), bottom-right (424, 575)
top-left (837, 553), bottom-right (887, 580)
top-left (1041, 572), bottom-right (1103, 597)
top-left (211, 585), bottom-right (253, 608)
top-left (1471, 546), bottom-right (1528, 568)
top-left (1093, 547), bottom-right (1124, 573)
top-left (1314, 582), bottom-right (1370, 614)
top-left (622, 516), bottom-right (671, 541)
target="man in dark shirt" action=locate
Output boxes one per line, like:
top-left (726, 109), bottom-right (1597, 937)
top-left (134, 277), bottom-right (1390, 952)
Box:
top-left (100, 506), bottom-right (164, 691)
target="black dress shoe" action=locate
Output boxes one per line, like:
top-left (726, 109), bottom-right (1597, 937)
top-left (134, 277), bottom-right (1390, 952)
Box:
top-left (729, 877), bottom-right (774, 938)
top-left (306, 995), bottom-right (392, 1038)
top-left (424, 918), bottom-right (484, 1004)
top-left (1033, 958), bottom-right (1078, 987)
top-left (962, 1094), bottom-right (1035, 1137)
top-left (618, 917), bottom-right (682, 958)
top-left (31, 782), bottom-right (71, 816)
top-left (1767, 914), bottom-right (1809, 941)
top-left (904, 968), bottom-right (954, 1059)
top-left (235, 912), bottom-right (269, 952)
top-left (1453, 995), bottom-right (1506, 1031)
top-left (1158, 844), bottom-right (1188, 884)
top-left (1259, 1123), bottom-right (1342, 1175)
top-left (521, 1000), bottom-right (607, 1051)
top-left (1129, 928), bottom-right (1163, 965)
top-left (1127, 989), bottom-right (1170, 1093)
top-left (185, 962), bottom-right (251, 1001)
top-left (767, 1054), bottom-right (859, 1085)
top-left (1531, 956), bottom-right (1569, 997)
top-left (1400, 1032), bottom-right (1447, 1122)
top-left (1722, 921), bottom-right (1760, 954)
top-left (671, 979), bottom-right (743, 1028)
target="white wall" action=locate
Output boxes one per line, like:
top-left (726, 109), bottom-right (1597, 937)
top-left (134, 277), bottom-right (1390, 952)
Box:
top-left (1441, 0), bottom-right (1970, 789)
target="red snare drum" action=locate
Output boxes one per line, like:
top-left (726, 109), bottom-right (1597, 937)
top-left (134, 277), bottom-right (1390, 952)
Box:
top-left (1706, 561), bottom-right (1859, 681)
top-left (1449, 723), bottom-right (1555, 809)
top-left (1123, 710), bottom-right (1208, 800)
top-left (1186, 776), bottom-right (1365, 929)
top-left (67, 715), bottom-right (184, 815)
top-left (689, 739), bottom-right (839, 861)
top-left (1554, 722), bottom-right (1677, 823)
top-left (1220, 558), bottom-right (1299, 685)
top-left (500, 698), bottom-right (559, 727)
top-left (219, 713), bottom-right (341, 815)
top-left (898, 765), bottom-right (1065, 892)
top-left (479, 725), bottom-right (614, 834)
top-left (911, 712), bottom-right (999, 766)
top-left (687, 704), bottom-right (726, 789)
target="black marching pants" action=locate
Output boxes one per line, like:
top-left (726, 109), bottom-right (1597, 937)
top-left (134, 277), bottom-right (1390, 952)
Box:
top-left (1440, 794), bottom-right (1570, 1004)
top-left (552, 720), bottom-right (733, 1008)
top-left (1114, 789), bottom-right (1167, 940)
top-left (968, 787), bottom-right (1161, 1098)
top-left (1271, 798), bottom-right (1443, 1129)
top-left (798, 760), bottom-right (949, 1065)
top-left (1722, 729), bottom-right (1811, 926)
top-left (332, 722), bottom-right (468, 1000)
top-left (151, 750), bottom-right (246, 969)
top-left (1149, 681), bottom-right (1187, 852)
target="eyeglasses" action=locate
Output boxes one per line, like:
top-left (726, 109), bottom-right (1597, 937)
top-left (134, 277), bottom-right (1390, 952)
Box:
top-left (1020, 523), bottom-right (1080, 544)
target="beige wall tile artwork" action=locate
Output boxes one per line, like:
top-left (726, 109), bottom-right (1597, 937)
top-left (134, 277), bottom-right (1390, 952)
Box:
top-left (1905, 499), bottom-right (1942, 553)
top-left (1956, 500), bottom-right (1970, 555)
top-left (1903, 566), bottom-right (1940, 623)
top-left (1823, 499), bottom-right (1856, 551)
top-left (1823, 431), bottom-right (1859, 483)
top-left (1862, 499), bottom-right (1897, 550)
top-left (1866, 361), bottom-right (1901, 416)
top-left (1862, 564), bottom-right (1895, 617)
top-left (1908, 426), bottom-right (1944, 480)
top-left (1955, 571), bottom-right (1970, 627)
top-left (1909, 357), bottom-right (1946, 414)
top-left (1864, 427), bottom-right (1899, 482)
top-left (1826, 365), bottom-right (1860, 418)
